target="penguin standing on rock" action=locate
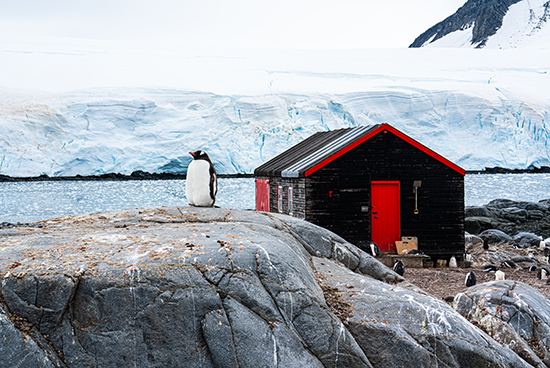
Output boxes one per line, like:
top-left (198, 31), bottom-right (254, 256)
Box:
top-left (186, 150), bottom-right (217, 207)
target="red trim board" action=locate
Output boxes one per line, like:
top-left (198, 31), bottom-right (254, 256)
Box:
top-left (304, 123), bottom-right (465, 177)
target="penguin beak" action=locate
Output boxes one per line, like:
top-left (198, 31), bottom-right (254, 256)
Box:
top-left (189, 152), bottom-right (195, 157)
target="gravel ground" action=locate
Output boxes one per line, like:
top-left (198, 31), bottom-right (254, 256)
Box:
top-left (404, 266), bottom-right (550, 300)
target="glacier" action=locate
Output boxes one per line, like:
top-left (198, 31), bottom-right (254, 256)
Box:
top-left (0, 39), bottom-right (549, 177)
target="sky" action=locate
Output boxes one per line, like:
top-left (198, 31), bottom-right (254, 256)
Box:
top-left (0, 0), bottom-right (466, 49)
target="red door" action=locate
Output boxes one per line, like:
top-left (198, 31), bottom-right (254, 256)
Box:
top-left (371, 181), bottom-right (400, 252)
top-left (255, 179), bottom-right (270, 212)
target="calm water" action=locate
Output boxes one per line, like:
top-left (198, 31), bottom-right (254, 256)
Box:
top-left (1, 174), bottom-right (549, 223)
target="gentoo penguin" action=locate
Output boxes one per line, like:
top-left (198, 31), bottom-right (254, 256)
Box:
top-left (495, 270), bottom-right (505, 281)
top-left (449, 256), bottom-right (457, 268)
top-left (529, 265), bottom-right (538, 272)
top-left (368, 242), bottom-right (380, 257)
top-left (482, 238), bottom-right (489, 250)
top-left (465, 270), bottom-right (476, 287)
top-left (500, 260), bottom-right (517, 269)
top-left (482, 264), bottom-right (498, 272)
top-left (537, 268), bottom-right (549, 280)
top-left (186, 150), bottom-right (217, 207)
top-left (442, 295), bottom-right (455, 303)
top-left (393, 259), bottom-right (405, 276)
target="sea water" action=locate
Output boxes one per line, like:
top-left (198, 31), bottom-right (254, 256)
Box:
top-left (1, 174), bottom-right (550, 223)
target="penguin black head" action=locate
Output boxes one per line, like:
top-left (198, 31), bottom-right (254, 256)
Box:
top-left (190, 150), bottom-right (211, 161)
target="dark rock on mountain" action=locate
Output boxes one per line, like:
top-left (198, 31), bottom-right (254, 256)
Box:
top-left (0, 207), bottom-right (543, 367)
top-left (454, 280), bottom-right (550, 367)
top-left (410, 0), bottom-right (522, 48)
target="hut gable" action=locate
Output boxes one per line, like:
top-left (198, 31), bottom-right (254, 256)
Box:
top-left (254, 123), bottom-right (465, 259)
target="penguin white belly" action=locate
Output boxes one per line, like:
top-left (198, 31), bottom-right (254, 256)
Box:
top-left (186, 160), bottom-right (215, 207)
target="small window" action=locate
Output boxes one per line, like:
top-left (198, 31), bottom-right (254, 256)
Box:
top-left (277, 185), bottom-right (283, 213)
top-left (288, 187), bottom-right (294, 216)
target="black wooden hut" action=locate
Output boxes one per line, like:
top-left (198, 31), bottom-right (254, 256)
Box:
top-left (254, 123), bottom-right (465, 259)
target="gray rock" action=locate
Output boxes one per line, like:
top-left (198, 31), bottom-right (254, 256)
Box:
top-left (465, 205), bottom-right (494, 218)
top-left (465, 216), bottom-right (509, 235)
top-left (0, 206), bottom-right (543, 367)
top-left (454, 280), bottom-right (550, 367)
top-left (479, 229), bottom-right (514, 244)
top-left (513, 232), bottom-right (543, 248)
top-left (313, 257), bottom-right (532, 368)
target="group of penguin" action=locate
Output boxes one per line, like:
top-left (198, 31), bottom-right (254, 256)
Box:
top-left (367, 240), bottom-right (550, 287)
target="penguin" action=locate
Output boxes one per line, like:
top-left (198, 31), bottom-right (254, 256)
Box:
top-left (408, 249), bottom-right (425, 255)
top-left (500, 260), bottom-right (517, 269)
top-left (393, 259), bottom-right (405, 276)
top-left (482, 264), bottom-right (498, 272)
top-left (482, 238), bottom-right (489, 250)
top-left (465, 270), bottom-right (476, 287)
top-left (539, 240), bottom-right (546, 250)
top-left (449, 256), bottom-right (457, 268)
top-left (495, 270), bottom-right (505, 281)
top-left (465, 251), bottom-right (473, 263)
top-left (537, 268), bottom-right (548, 280)
top-left (442, 295), bottom-right (455, 303)
top-left (368, 242), bottom-right (380, 257)
top-left (186, 150), bottom-right (217, 207)
top-left (529, 265), bottom-right (538, 272)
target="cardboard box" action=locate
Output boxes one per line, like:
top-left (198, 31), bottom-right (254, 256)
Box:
top-left (395, 240), bottom-right (418, 255)
top-left (401, 236), bottom-right (418, 246)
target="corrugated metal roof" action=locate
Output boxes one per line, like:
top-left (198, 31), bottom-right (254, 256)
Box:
top-left (254, 124), bottom-right (380, 177)
top-left (254, 123), bottom-right (466, 177)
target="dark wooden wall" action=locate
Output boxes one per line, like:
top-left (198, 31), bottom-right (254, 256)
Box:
top-left (305, 131), bottom-right (464, 258)
top-left (268, 177), bottom-right (306, 220)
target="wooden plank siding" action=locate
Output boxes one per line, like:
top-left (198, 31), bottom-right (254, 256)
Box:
top-left (305, 132), bottom-right (464, 257)
top-left (265, 177), bottom-right (307, 220)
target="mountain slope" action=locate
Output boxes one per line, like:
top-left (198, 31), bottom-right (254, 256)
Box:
top-left (410, 0), bottom-right (550, 49)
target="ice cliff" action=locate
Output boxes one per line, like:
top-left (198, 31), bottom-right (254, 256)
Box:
top-left (0, 42), bottom-right (549, 177)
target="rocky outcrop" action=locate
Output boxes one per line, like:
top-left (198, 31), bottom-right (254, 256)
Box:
top-left (315, 258), bottom-right (532, 368)
top-left (0, 207), bottom-right (543, 367)
top-left (455, 281), bottom-right (550, 367)
top-left (465, 199), bottom-right (550, 241)
top-left (409, 0), bottom-right (522, 48)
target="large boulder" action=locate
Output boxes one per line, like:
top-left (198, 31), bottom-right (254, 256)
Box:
top-left (314, 258), bottom-right (533, 368)
top-left (0, 207), bottom-right (542, 367)
top-left (454, 280), bottom-right (550, 367)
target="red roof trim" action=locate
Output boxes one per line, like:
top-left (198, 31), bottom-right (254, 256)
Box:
top-left (304, 123), bottom-right (465, 177)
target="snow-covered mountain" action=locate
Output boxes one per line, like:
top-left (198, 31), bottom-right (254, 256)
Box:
top-left (0, 36), bottom-right (549, 177)
top-left (410, 0), bottom-right (550, 49)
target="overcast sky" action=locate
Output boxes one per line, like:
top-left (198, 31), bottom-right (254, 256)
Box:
top-left (0, 0), bottom-right (466, 49)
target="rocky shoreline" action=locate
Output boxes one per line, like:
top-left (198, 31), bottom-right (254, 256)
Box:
top-left (466, 198), bottom-right (550, 242)
top-left (1, 166), bottom-right (548, 182)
